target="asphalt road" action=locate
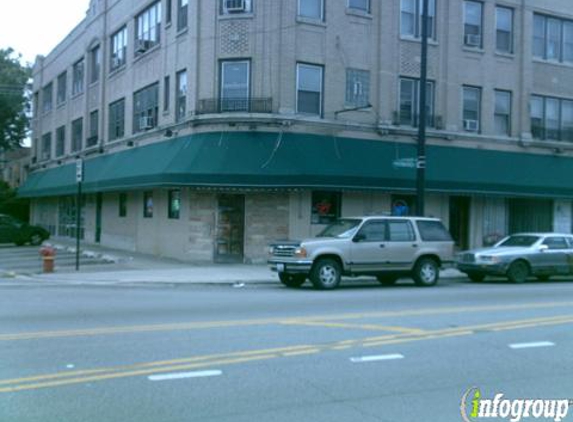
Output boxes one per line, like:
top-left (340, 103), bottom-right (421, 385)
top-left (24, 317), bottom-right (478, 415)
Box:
top-left (2, 278), bottom-right (573, 422)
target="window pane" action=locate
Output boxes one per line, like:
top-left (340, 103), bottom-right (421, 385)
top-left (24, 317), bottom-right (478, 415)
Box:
top-left (345, 69), bottom-right (369, 107)
top-left (348, 0), bottom-right (369, 11)
top-left (463, 87), bottom-right (480, 121)
top-left (401, 0), bottom-right (415, 36)
top-left (400, 79), bottom-right (415, 125)
top-left (564, 22), bottom-right (573, 63)
top-left (221, 61), bottom-right (249, 111)
top-left (496, 7), bottom-right (512, 52)
top-left (533, 15), bottom-right (546, 58)
top-left (299, 0), bottom-right (322, 19)
top-left (143, 192), bottom-right (153, 218)
top-left (547, 18), bottom-right (562, 61)
top-left (168, 190), bottom-right (181, 219)
top-left (297, 64), bottom-right (322, 115)
top-left (530, 96), bottom-right (544, 139)
top-left (545, 98), bottom-right (560, 140)
top-left (562, 100), bottom-right (573, 141)
top-left (358, 221), bottom-right (386, 242)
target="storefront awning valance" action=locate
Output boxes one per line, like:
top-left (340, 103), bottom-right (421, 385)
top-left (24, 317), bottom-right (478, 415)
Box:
top-left (17, 131), bottom-right (573, 198)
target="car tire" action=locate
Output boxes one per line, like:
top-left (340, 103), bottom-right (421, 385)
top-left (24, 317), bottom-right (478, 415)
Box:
top-left (14, 240), bottom-right (25, 247)
top-left (29, 233), bottom-right (44, 246)
top-left (413, 258), bottom-right (439, 287)
top-left (507, 260), bottom-right (529, 284)
top-left (377, 275), bottom-right (398, 286)
top-left (310, 258), bottom-right (341, 290)
top-left (279, 273), bottom-right (306, 288)
top-left (467, 272), bottom-right (485, 283)
top-left (536, 275), bottom-right (550, 282)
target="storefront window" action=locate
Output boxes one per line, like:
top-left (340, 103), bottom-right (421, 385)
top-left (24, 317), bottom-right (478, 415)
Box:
top-left (168, 189), bottom-right (181, 219)
top-left (143, 191), bottom-right (153, 218)
top-left (311, 191), bottom-right (341, 224)
top-left (391, 195), bottom-right (415, 216)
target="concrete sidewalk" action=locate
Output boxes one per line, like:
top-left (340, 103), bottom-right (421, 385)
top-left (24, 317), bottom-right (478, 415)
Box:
top-left (5, 237), bottom-right (465, 285)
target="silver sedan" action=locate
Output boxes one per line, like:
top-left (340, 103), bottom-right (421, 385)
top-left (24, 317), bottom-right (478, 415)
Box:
top-left (456, 233), bottom-right (573, 283)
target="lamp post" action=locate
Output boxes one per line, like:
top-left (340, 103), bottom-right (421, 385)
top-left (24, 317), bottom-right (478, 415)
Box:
top-left (416, 0), bottom-right (430, 216)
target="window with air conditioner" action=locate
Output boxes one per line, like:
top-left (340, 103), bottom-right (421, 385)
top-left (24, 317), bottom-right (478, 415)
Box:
top-left (133, 83), bottom-right (159, 133)
top-left (135, 2), bottom-right (161, 56)
top-left (462, 86), bottom-right (481, 132)
top-left (463, 1), bottom-right (482, 48)
top-left (222, 0), bottom-right (251, 14)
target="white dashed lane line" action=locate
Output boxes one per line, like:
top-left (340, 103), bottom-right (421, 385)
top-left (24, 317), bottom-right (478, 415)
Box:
top-left (349, 354), bottom-right (405, 363)
top-left (509, 341), bottom-right (555, 350)
top-left (148, 370), bottom-right (223, 382)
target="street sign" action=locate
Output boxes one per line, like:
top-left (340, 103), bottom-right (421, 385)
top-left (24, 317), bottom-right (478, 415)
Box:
top-left (76, 159), bottom-right (83, 183)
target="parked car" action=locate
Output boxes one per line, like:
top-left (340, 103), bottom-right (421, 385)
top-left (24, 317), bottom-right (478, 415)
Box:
top-left (456, 233), bottom-right (573, 283)
top-left (0, 214), bottom-right (50, 246)
top-left (268, 216), bottom-right (454, 289)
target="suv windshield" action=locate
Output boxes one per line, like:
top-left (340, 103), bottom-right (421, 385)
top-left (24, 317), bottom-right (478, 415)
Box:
top-left (316, 219), bottom-right (362, 238)
top-left (497, 235), bottom-right (540, 247)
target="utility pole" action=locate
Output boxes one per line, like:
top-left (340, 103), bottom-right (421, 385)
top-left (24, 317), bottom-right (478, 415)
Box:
top-left (416, 0), bottom-right (430, 216)
top-left (75, 159), bottom-right (83, 271)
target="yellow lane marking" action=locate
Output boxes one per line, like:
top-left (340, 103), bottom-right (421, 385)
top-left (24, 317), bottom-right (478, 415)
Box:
top-left (279, 321), bottom-right (427, 334)
top-left (2, 301), bottom-right (573, 342)
top-left (0, 344), bottom-right (313, 386)
top-left (3, 313), bottom-right (573, 393)
top-left (0, 354), bottom-right (278, 393)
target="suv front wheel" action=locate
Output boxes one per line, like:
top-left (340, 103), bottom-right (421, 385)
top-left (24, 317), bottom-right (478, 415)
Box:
top-left (310, 258), bottom-right (341, 290)
top-left (413, 257), bottom-right (439, 287)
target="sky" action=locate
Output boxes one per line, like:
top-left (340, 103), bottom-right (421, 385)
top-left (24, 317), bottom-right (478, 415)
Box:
top-left (0, 0), bottom-right (90, 65)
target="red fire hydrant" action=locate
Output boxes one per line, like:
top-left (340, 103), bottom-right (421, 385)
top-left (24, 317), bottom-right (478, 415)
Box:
top-left (39, 246), bottom-right (56, 273)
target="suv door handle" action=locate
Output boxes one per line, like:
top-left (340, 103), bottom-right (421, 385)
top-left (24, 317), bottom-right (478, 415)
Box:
top-left (412, 244), bottom-right (418, 248)
top-left (379, 244), bottom-right (385, 248)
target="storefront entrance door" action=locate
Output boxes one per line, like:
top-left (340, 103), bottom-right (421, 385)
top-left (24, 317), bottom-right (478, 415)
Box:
top-left (215, 194), bottom-right (245, 262)
top-left (449, 196), bottom-right (470, 250)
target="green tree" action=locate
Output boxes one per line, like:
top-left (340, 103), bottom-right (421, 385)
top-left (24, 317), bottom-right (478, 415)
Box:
top-left (0, 48), bottom-right (31, 150)
top-left (0, 180), bottom-right (29, 221)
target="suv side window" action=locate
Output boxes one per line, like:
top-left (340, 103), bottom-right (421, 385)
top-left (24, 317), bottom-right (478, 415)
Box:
top-left (387, 220), bottom-right (415, 242)
top-left (416, 220), bottom-right (452, 241)
top-left (356, 221), bottom-right (386, 242)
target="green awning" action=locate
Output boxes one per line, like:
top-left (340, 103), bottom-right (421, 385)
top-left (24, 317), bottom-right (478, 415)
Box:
top-left (17, 131), bottom-right (573, 198)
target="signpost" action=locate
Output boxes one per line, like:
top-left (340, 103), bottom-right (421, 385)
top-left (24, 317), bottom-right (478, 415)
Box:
top-left (75, 159), bottom-right (83, 271)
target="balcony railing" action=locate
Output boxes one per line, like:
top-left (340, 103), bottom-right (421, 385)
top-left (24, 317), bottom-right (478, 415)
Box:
top-left (196, 97), bottom-right (273, 115)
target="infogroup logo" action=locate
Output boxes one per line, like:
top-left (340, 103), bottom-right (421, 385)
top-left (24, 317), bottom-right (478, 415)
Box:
top-left (460, 387), bottom-right (571, 422)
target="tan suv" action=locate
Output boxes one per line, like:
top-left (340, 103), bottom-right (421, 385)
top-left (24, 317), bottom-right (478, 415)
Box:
top-left (268, 216), bottom-right (454, 289)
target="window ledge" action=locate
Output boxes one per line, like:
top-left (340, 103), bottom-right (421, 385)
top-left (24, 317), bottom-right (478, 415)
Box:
top-left (494, 51), bottom-right (515, 60)
top-left (532, 58), bottom-right (573, 69)
top-left (218, 13), bottom-right (254, 21)
top-left (133, 43), bottom-right (161, 63)
top-left (296, 16), bottom-right (326, 28)
top-left (462, 46), bottom-right (485, 54)
top-left (109, 64), bottom-right (127, 79)
top-left (176, 27), bottom-right (188, 37)
top-left (71, 92), bottom-right (84, 100)
top-left (399, 36), bottom-right (438, 46)
top-left (345, 8), bottom-right (372, 19)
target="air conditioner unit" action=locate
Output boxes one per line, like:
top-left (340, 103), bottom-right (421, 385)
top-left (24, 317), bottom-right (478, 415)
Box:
top-left (139, 115), bottom-right (154, 130)
top-left (463, 119), bottom-right (479, 132)
top-left (111, 55), bottom-right (122, 69)
top-left (224, 0), bottom-right (246, 13)
top-left (135, 39), bottom-right (152, 53)
top-left (465, 34), bottom-right (481, 47)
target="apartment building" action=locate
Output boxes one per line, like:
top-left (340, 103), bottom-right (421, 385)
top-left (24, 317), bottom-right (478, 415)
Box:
top-left (19, 0), bottom-right (573, 263)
